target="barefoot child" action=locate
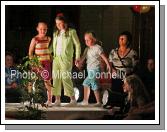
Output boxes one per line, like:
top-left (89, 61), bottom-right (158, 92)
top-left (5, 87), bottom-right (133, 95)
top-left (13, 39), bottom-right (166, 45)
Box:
top-left (28, 22), bottom-right (52, 106)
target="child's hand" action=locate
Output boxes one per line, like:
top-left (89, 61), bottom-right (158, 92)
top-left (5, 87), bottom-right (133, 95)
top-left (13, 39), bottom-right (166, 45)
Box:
top-left (75, 59), bottom-right (80, 67)
top-left (29, 56), bottom-right (33, 60)
top-left (75, 59), bottom-right (84, 70)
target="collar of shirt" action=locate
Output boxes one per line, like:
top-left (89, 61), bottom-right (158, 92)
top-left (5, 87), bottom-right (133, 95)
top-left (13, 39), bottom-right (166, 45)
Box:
top-left (60, 30), bottom-right (65, 35)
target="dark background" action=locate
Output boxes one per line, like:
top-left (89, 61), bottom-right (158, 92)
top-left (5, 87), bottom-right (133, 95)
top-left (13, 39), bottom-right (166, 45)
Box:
top-left (5, 5), bottom-right (155, 66)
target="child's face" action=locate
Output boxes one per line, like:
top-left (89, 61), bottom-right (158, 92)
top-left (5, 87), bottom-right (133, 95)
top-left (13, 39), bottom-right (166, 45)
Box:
top-left (37, 23), bottom-right (47, 37)
top-left (84, 34), bottom-right (95, 47)
top-left (56, 19), bottom-right (65, 30)
top-left (5, 55), bottom-right (13, 67)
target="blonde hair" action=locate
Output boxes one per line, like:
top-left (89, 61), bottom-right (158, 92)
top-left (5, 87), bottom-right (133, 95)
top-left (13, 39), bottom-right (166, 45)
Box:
top-left (84, 31), bottom-right (103, 46)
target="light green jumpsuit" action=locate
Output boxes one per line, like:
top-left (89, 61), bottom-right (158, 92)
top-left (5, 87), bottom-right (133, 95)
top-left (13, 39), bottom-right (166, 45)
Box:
top-left (51, 28), bottom-right (81, 97)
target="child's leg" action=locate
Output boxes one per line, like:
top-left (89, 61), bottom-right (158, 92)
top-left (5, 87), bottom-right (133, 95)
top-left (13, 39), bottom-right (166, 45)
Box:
top-left (70, 96), bottom-right (76, 101)
top-left (82, 70), bottom-right (92, 105)
top-left (64, 95), bottom-right (77, 107)
top-left (83, 86), bottom-right (90, 103)
top-left (55, 95), bottom-right (61, 103)
top-left (41, 60), bottom-right (52, 104)
top-left (44, 80), bottom-right (52, 103)
top-left (51, 95), bottom-right (61, 106)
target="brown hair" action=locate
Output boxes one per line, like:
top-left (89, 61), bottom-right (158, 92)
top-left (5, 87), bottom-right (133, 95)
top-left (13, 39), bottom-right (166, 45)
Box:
top-left (55, 14), bottom-right (69, 37)
top-left (125, 74), bottom-right (151, 107)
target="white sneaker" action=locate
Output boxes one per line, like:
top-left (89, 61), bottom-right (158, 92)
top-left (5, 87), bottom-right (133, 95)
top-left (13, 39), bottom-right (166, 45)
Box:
top-left (79, 101), bottom-right (89, 106)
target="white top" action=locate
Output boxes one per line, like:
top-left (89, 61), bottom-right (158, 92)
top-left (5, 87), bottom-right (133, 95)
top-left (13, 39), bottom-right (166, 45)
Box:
top-left (56, 30), bottom-right (65, 56)
top-left (86, 44), bottom-right (103, 69)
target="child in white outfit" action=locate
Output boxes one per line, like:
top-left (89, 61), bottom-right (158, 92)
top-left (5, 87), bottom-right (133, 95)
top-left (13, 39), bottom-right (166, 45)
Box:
top-left (79, 31), bottom-right (111, 106)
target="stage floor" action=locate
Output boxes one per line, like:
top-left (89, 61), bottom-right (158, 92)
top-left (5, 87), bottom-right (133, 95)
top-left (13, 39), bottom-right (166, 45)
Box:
top-left (5, 103), bottom-right (109, 120)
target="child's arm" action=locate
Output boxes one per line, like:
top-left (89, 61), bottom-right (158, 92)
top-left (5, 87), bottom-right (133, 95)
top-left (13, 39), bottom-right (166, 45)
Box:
top-left (49, 40), bottom-right (53, 54)
top-left (48, 36), bottom-right (51, 50)
top-left (100, 53), bottom-right (111, 72)
top-left (48, 37), bottom-right (53, 60)
top-left (72, 29), bottom-right (81, 66)
top-left (80, 47), bottom-right (88, 64)
top-left (28, 38), bottom-right (36, 59)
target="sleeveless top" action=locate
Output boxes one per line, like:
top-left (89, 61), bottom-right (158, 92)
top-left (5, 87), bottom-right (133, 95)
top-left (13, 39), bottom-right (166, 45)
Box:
top-left (34, 37), bottom-right (50, 61)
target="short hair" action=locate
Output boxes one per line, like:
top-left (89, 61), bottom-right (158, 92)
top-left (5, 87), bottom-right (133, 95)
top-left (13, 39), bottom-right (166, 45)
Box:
top-left (84, 30), bottom-right (96, 39)
top-left (84, 30), bottom-right (103, 46)
top-left (119, 31), bottom-right (132, 47)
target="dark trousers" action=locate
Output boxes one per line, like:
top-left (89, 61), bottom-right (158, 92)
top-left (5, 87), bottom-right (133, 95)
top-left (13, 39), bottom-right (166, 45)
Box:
top-left (112, 79), bottom-right (124, 94)
top-left (103, 79), bottom-right (127, 110)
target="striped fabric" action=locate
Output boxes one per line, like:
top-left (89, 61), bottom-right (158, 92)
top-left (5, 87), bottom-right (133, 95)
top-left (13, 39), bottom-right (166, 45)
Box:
top-left (35, 37), bottom-right (50, 61)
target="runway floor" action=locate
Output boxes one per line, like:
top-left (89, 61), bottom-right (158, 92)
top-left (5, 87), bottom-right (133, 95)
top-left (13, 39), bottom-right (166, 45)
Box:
top-left (5, 103), bottom-right (109, 120)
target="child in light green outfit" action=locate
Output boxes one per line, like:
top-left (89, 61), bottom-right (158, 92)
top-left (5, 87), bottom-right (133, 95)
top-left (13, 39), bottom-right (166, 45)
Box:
top-left (51, 13), bottom-right (81, 107)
